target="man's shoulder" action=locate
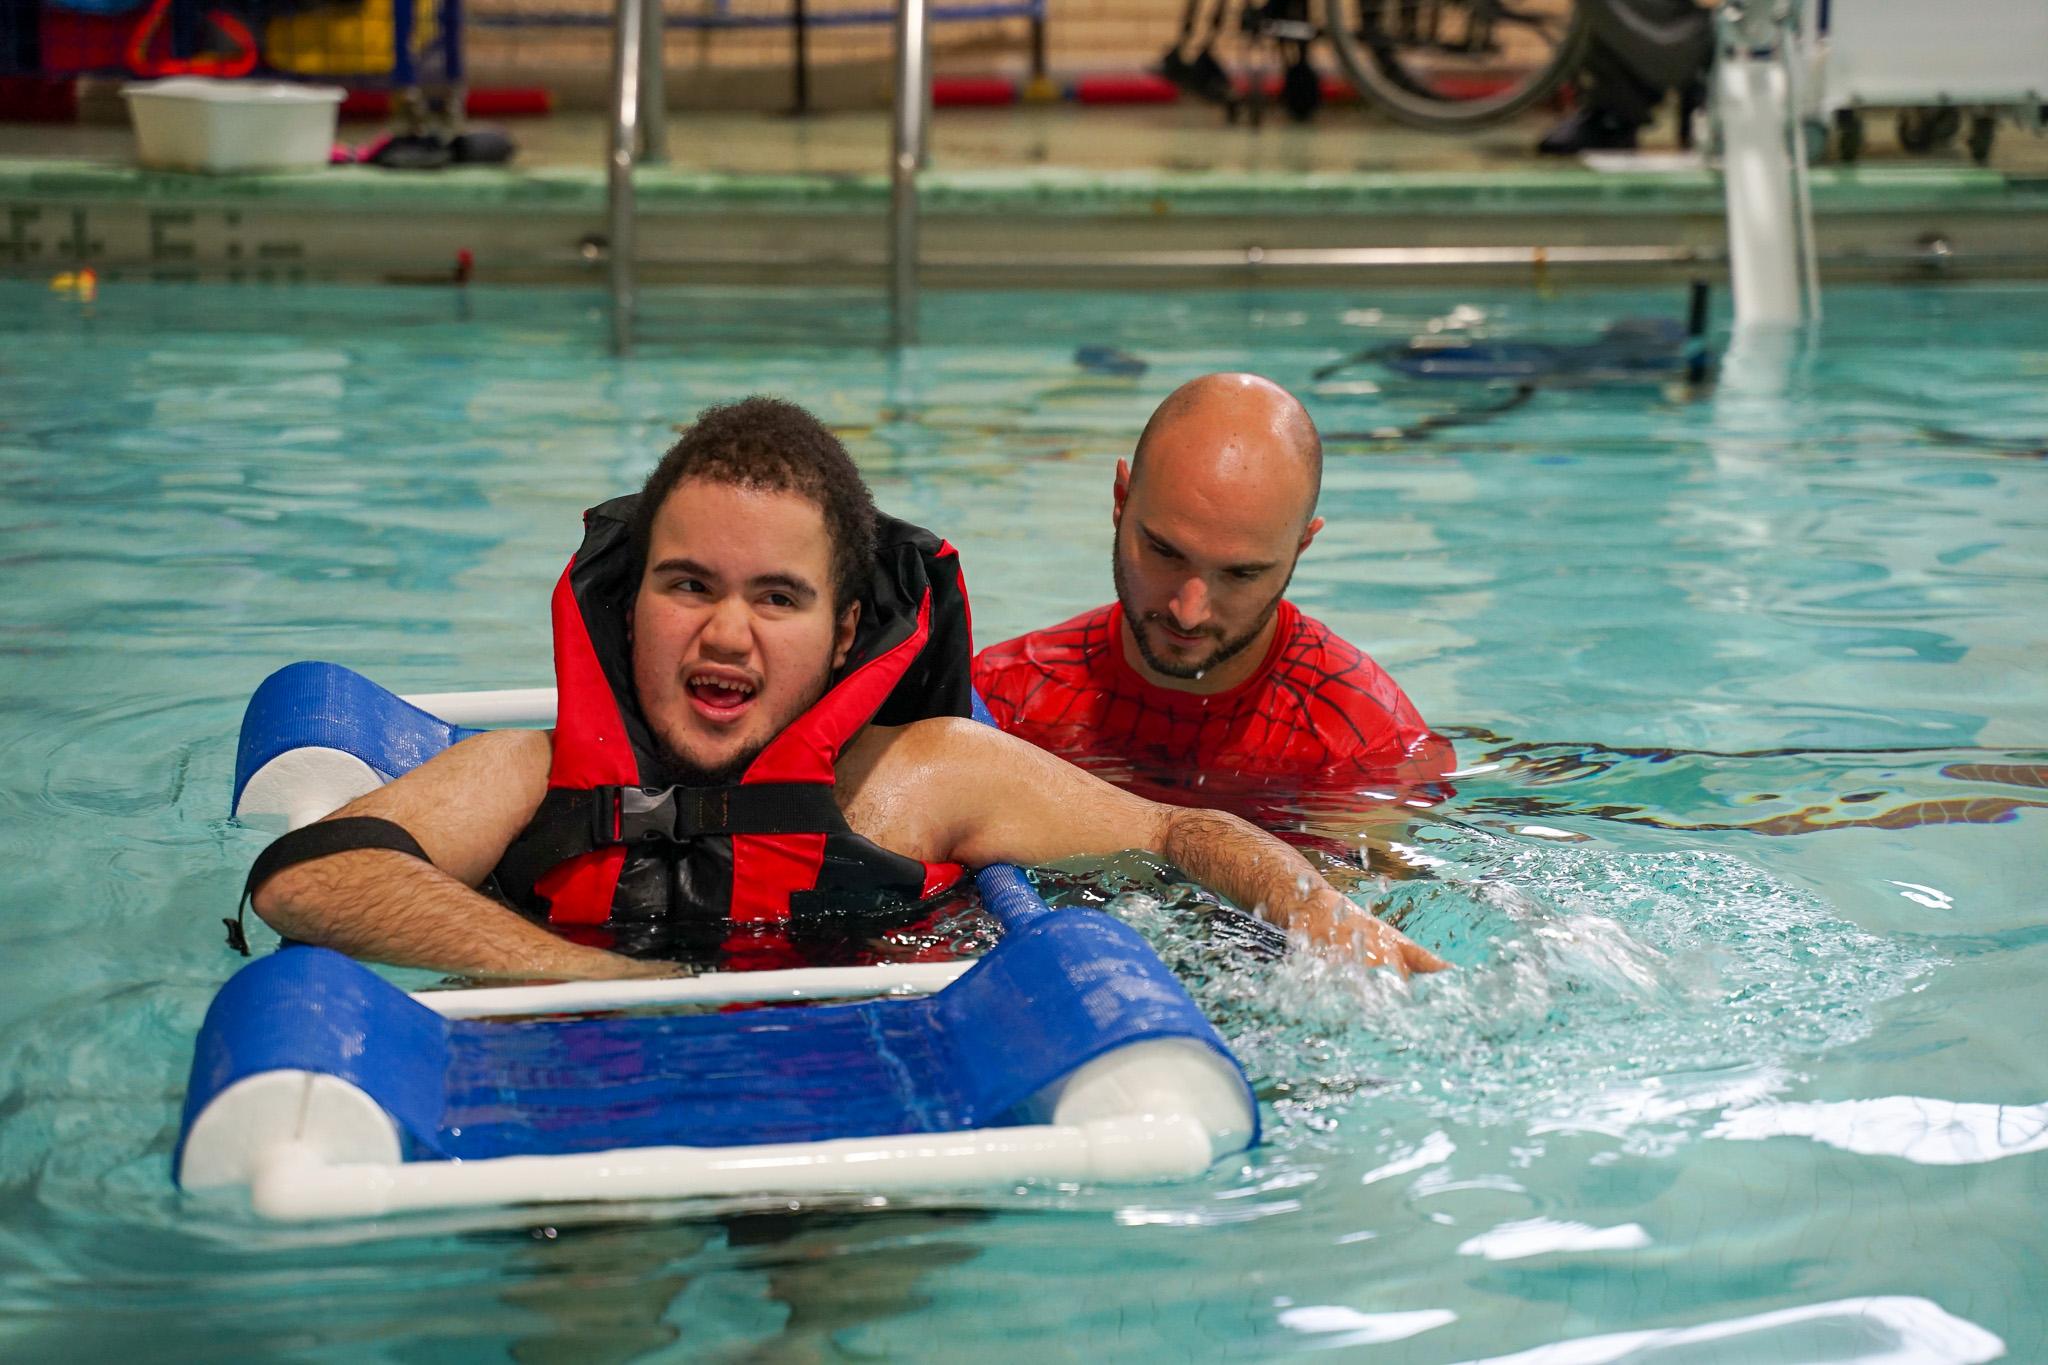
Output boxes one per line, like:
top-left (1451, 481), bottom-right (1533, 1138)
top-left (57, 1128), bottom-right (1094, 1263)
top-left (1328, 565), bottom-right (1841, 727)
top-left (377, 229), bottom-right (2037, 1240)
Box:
top-left (973, 604), bottom-right (1116, 678)
top-left (839, 714), bottom-right (1018, 812)
top-left (1257, 603), bottom-right (1433, 753)
top-left (1275, 603), bottom-right (1379, 677)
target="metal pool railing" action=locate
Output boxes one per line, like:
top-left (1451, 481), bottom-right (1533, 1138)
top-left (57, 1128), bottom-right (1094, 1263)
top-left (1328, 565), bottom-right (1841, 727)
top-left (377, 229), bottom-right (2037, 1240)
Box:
top-left (608, 0), bottom-right (643, 353)
top-left (604, 0), bottom-right (945, 353)
top-left (888, 0), bottom-right (928, 348)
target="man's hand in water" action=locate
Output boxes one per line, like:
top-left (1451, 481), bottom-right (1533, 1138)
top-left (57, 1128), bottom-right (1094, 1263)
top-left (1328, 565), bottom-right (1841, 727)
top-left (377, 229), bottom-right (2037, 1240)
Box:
top-left (1292, 886), bottom-right (1446, 974)
top-left (1146, 804), bottom-right (1446, 975)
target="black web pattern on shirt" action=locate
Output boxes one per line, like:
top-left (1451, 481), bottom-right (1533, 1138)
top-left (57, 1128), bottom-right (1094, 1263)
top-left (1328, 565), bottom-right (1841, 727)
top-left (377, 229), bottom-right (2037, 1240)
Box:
top-left (981, 607), bottom-right (1413, 775)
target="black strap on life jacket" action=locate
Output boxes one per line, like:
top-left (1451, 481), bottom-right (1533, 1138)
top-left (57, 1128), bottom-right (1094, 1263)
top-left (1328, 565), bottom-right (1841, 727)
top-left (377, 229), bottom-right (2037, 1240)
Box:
top-left (228, 816), bottom-right (431, 955)
top-left (603, 783), bottom-right (847, 843)
top-left (493, 783), bottom-right (849, 903)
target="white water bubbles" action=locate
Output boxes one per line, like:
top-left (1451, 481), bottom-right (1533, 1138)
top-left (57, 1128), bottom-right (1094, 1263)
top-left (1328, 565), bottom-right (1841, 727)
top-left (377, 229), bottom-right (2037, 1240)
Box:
top-left (1103, 830), bottom-right (1939, 1153)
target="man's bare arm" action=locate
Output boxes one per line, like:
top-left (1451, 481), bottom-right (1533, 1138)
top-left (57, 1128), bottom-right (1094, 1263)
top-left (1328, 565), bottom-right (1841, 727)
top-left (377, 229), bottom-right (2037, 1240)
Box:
top-left (841, 719), bottom-right (1444, 974)
top-left (250, 728), bottom-right (671, 980)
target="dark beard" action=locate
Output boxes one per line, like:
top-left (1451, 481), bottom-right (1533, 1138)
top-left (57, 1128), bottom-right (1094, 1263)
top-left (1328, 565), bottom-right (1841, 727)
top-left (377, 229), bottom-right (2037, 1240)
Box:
top-left (1112, 542), bottom-right (1289, 681)
top-left (644, 735), bottom-right (766, 789)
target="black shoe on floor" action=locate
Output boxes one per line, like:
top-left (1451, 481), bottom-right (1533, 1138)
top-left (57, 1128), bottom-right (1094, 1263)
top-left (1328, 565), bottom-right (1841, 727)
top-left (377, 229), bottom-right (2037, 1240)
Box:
top-left (1161, 44), bottom-right (1235, 106)
top-left (1281, 56), bottom-right (1321, 122)
top-left (366, 132), bottom-right (452, 170)
top-left (1537, 105), bottom-right (1641, 156)
top-left (451, 129), bottom-right (516, 165)
top-left (1185, 48), bottom-right (1234, 105)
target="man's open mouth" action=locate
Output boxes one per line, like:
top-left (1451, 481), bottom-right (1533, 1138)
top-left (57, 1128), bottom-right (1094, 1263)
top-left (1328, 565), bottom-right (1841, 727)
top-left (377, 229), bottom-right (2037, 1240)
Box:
top-left (686, 672), bottom-right (758, 718)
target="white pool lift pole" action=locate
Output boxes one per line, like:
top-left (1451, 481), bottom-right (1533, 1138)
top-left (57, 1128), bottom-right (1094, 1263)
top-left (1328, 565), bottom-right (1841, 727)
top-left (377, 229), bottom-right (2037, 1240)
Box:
top-left (1715, 0), bottom-right (1823, 331)
top-left (889, 0), bottom-right (930, 347)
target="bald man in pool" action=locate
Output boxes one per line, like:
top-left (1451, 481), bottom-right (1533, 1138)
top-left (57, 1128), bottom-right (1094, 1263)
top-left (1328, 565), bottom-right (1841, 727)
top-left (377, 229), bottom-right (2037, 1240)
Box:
top-left (974, 373), bottom-right (1455, 797)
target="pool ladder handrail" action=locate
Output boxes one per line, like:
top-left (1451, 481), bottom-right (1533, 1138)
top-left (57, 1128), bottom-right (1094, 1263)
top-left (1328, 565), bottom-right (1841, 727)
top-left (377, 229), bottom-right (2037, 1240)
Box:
top-left (606, 0), bottom-right (930, 353)
top-left (607, 0), bottom-right (641, 355)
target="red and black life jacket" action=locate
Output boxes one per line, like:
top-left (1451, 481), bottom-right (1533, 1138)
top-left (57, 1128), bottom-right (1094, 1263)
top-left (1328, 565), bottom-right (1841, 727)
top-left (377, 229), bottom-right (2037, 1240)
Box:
top-left (493, 495), bottom-right (975, 950)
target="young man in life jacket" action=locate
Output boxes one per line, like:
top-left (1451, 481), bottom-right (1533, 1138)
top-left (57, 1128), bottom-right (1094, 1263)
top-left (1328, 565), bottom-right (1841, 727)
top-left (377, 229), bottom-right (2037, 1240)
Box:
top-left (248, 397), bottom-right (1444, 979)
top-left (973, 373), bottom-right (1455, 808)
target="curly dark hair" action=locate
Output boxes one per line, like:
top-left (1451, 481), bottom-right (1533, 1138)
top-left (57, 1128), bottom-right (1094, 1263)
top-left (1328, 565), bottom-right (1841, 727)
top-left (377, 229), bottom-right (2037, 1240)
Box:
top-left (630, 397), bottom-right (879, 611)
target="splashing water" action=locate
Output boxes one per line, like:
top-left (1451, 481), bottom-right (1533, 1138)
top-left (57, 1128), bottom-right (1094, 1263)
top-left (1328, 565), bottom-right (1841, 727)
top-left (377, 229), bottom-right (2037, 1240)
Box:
top-left (1059, 829), bottom-right (1935, 1157)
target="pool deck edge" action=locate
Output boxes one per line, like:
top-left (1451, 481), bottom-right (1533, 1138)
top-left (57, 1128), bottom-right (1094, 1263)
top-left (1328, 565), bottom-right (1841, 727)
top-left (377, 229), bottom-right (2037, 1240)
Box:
top-left (4, 158), bottom-right (2042, 217)
top-left (6, 158), bottom-right (2044, 284)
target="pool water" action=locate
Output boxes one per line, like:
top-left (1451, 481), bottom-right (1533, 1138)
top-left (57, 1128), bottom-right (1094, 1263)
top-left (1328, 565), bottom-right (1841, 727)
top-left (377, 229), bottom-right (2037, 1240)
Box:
top-left (1, 280), bottom-right (2044, 1363)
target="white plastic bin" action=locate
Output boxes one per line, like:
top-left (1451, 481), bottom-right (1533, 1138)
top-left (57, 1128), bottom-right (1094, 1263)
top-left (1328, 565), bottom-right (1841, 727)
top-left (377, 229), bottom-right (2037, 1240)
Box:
top-left (1812, 0), bottom-right (2048, 112)
top-left (124, 78), bottom-right (344, 174)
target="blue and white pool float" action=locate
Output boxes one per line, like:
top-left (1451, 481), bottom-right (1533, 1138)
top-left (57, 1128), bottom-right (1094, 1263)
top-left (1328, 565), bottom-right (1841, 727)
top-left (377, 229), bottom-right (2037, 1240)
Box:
top-left (180, 664), bottom-right (1260, 1219)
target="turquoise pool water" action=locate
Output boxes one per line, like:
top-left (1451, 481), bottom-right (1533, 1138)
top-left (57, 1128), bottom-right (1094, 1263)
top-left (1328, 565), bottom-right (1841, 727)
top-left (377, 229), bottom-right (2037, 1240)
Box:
top-left (1, 280), bottom-right (2044, 1362)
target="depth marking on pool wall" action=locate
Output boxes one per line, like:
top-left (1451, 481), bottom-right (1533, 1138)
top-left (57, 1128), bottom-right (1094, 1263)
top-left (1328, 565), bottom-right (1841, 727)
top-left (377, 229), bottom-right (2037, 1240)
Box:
top-left (3, 207), bottom-right (41, 264)
top-left (149, 210), bottom-right (193, 262)
top-left (0, 204), bottom-right (316, 281)
top-left (64, 209), bottom-right (98, 264)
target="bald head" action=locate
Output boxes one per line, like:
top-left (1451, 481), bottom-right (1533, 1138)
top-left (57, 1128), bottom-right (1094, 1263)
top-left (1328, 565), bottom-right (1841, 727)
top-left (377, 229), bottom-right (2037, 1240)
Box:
top-left (1110, 374), bottom-right (1328, 692)
top-left (1130, 373), bottom-right (1322, 527)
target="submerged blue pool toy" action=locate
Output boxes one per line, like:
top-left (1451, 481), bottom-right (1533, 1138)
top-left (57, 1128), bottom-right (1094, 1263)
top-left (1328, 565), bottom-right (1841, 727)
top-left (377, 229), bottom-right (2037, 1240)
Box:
top-left (1315, 283), bottom-right (1717, 393)
top-left (180, 664), bottom-right (1259, 1219)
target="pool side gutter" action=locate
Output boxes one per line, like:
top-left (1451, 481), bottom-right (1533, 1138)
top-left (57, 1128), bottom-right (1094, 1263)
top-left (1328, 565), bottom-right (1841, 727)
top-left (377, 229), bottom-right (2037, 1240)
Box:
top-left (4, 159), bottom-right (2043, 287)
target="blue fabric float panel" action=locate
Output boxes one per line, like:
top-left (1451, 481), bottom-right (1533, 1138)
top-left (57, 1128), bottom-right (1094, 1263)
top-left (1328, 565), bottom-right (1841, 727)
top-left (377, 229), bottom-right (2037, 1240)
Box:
top-left (233, 662), bottom-right (478, 811)
top-left (177, 914), bottom-right (1257, 1178)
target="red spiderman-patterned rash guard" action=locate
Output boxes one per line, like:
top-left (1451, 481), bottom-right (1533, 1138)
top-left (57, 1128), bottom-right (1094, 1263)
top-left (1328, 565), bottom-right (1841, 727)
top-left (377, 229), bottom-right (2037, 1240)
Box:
top-left (973, 600), bottom-right (1455, 793)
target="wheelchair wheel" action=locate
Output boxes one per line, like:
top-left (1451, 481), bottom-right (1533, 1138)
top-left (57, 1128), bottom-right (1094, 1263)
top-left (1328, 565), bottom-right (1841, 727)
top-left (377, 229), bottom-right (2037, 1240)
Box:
top-left (1322, 0), bottom-right (1591, 131)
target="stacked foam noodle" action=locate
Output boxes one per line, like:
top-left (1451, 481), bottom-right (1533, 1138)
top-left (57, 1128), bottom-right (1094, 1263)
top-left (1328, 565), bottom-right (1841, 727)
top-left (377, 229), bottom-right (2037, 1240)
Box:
top-left (182, 664), bottom-right (1259, 1219)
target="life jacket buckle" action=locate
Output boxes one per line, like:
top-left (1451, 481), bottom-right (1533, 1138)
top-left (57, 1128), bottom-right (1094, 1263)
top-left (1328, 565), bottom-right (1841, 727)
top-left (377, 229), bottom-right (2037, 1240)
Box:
top-left (614, 785), bottom-right (674, 843)
top-left (610, 785), bottom-right (732, 844)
